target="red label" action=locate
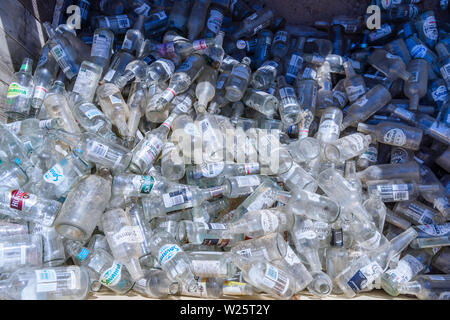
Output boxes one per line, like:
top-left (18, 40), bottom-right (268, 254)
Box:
top-left (10, 190), bottom-right (29, 211)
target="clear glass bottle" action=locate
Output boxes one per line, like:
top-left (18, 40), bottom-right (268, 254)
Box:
top-left (29, 223), bottom-right (65, 267)
top-left (0, 189), bottom-right (61, 227)
top-left (196, 65), bottom-right (218, 113)
top-left (5, 57), bottom-right (35, 120)
top-left (133, 268), bottom-right (179, 298)
top-left (404, 59), bottom-right (428, 111)
top-left (43, 79), bottom-right (80, 134)
top-left (357, 121), bottom-right (423, 151)
top-left (367, 181), bottom-right (440, 203)
top-left (326, 225), bottom-right (349, 294)
top-left (316, 107), bottom-right (343, 144)
top-left (0, 266), bottom-right (90, 300)
top-left (90, 27), bottom-right (114, 72)
top-left (71, 60), bottom-right (103, 104)
top-left (355, 161), bottom-right (421, 183)
top-left (284, 36), bottom-right (305, 84)
top-left (397, 274), bottom-right (450, 300)
top-left (277, 76), bottom-right (301, 125)
top-left (0, 234), bottom-right (42, 273)
top-left (30, 46), bottom-right (59, 117)
top-left (367, 48), bottom-right (412, 81)
top-left (148, 230), bottom-right (198, 292)
top-left (242, 88), bottom-right (278, 118)
top-left (129, 114), bottom-right (176, 174)
top-left (343, 60), bottom-right (367, 103)
top-left (340, 84), bottom-right (392, 130)
top-left (102, 208), bottom-right (145, 281)
top-left (66, 240), bottom-right (134, 294)
top-left (225, 56), bottom-right (252, 102)
top-left (188, 251), bottom-right (237, 279)
top-left (54, 168), bottom-right (112, 241)
top-left (323, 133), bottom-right (372, 163)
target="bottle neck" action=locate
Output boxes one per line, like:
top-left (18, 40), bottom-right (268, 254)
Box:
top-left (357, 123), bottom-right (376, 135)
top-left (202, 186), bottom-right (225, 200)
top-left (344, 62), bottom-right (356, 78)
top-left (20, 58), bottom-right (33, 74)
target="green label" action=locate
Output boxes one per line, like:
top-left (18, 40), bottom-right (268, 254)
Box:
top-left (140, 176), bottom-right (155, 194)
top-left (6, 83), bottom-right (28, 100)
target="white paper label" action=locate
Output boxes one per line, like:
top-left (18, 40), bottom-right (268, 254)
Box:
top-left (35, 269), bottom-right (57, 292)
top-left (87, 141), bottom-right (109, 158)
top-left (260, 210), bottom-right (279, 234)
top-left (383, 128), bottom-right (407, 146)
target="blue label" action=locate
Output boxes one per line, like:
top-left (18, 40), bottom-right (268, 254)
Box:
top-left (347, 270), bottom-right (366, 293)
top-left (76, 248), bottom-right (90, 261)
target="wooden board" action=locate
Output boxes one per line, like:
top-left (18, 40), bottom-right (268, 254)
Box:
top-left (87, 288), bottom-right (417, 300)
top-left (16, 0), bottom-right (57, 24)
top-left (0, 0), bottom-right (46, 63)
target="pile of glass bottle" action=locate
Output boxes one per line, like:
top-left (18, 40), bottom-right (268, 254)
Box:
top-left (0, 0), bottom-right (449, 300)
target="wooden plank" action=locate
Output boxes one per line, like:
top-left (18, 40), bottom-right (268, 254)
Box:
top-left (0, 26), bottom-right (36, 82)
top-left (0, 80), bottom-right (10, 124)
top-left (16, 0), bottom-right (56, 23)
top-left (0, 0), bottom-right (46, 60)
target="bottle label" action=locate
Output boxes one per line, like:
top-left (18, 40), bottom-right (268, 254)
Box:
top-left (376, 184), bottom-right (410, 201)
top-left (201, 162), bottom-right (225, 178)
top-left (440, 64), bottom-right (450, 82)
top-left (383, 128), bottom-right (407, 146)
top-left (416, 224), bottom-right (450, 236)
top-left (431, 85), bottom-right (448, 102)
top-left (369, 24), bottom-right (392, 42)
top-left (360, 146), bottom-right (378, 163)
top-left (262, 264), bottom-right (289, 296)
top-left (84, 107), bottom-right (102, 119)
top-left (6, 83), bottom-right (32, 99)
top-left (51, 45), bottom-right (70, 73)
top-left (116, 15), bottom-right (130, 29)
top-left (235, 175), bottom-right (261, 188)
top-left (152, 11), bottom-right (167, 20)
top-left (9, 190), bottom-right (37, 211)
top-left (134, 2), bottom-right (151, 15)
top-left (231, 65), bottom-right (250, 80)
top-left (352, 94), bottom-right (368, 107)
top-left (139, 135), bottom-right (164, 166)
top-left (333, 90), bottom-right (347, 107)
top-left (87, 141), bottom-right (109, 158)
top-left (103, 69), bottom-right (116, 82)
top-left (43, 163), bottom-right (65, 186)
top-left (111, 226), bottom-right (144, 245)
top-left (172, 93), bottom-right (193, 113)
top-left (411, 44), bottom-right (427, 58)
top-left (32, 86), bottom-right (48, 101)
top-left (286, 54), bottom-right (303, 78)
top-left (109, 95), bottom-right (123, 105)
top-left (385, 254), bottom-right (424, 284)
top-left (73, 67), bottom-right (99, 94)
top-left (223, 281), bottom-right (248, 295)
top-left (158, 58), bottom-right (175, 76)
top-left (5, 121), bottom-right (21, 134)
top-left (423, 15), bottom-right (438, 40)
top-left (345, 134), bottom-right (366, 152)
top-left (347, 261), bottom-right (383, 293)
top-left (246, 188), bottom-right (275, 212)
top-left (273, 31), bottom-right (288, 43)
top-left (100, 262), bottom-right (122, 286)
top-left (404, 202), bottom-right (434, 225)
top-left (244, 162), bottom-right (260, 174)
top-left (259, 210), bottom-right (279, 234)
top-left (75, 248), bottom-right (90, 262)
top-left (162, 189), bottom-right (193, 208)
top-left (191, 260), bottom-right (221, 276)
top-left (284, 245), bottom-right (302, 266)
top-left (122, 38), bottom-right (133, 51)
top-left (319, 119), bottom-right (340, 136)
top-left (158, 244), bottom-right (181, 265)
top-left (35, 268), bottom-right (78, 292)
top-left (193, 39), bottom-right (207, 51)
top-left (177, 58), bottom-right (194, 72)
top-left (346, 85), bottom-right (366, 102)
top-left (91, 33), bottom-right (111, 59)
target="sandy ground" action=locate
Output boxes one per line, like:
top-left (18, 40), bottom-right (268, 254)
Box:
top-left (250, 0), bottom-right (449, 26)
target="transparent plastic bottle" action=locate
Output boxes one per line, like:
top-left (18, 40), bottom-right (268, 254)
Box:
top-left (5, 58), bottom-right (35, 121)
top-left (225, 57), bottom-right (252, 102)
top-left (54, 168), bottom-right (112, 241)
top-left (148, 230), bottom-right (198, 292)
top-left (0, 266), bottom-right (90, 300)
top-left (102, 208), bottom-right (145, 281)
